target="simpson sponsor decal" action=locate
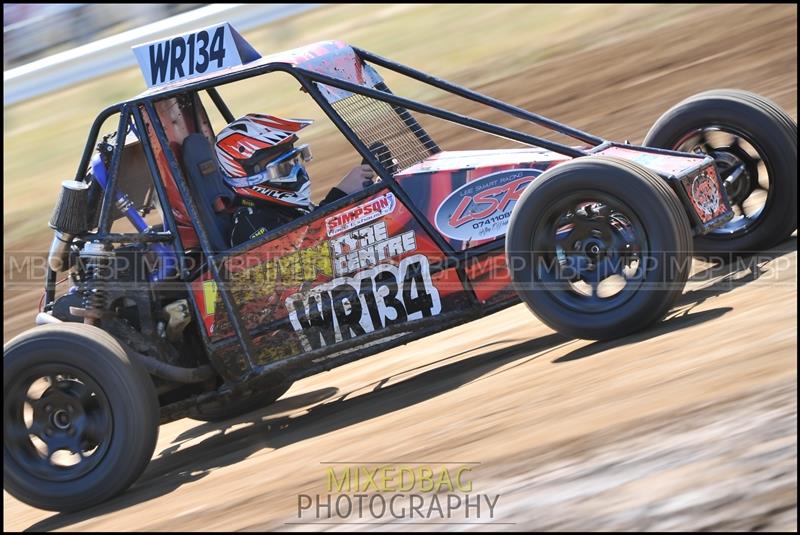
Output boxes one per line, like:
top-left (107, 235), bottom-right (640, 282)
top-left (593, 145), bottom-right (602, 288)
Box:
top-left (330, 221), bottom-right (417, 277)
top-left (435, 170), bottom-right (541, 241)
top-left (286, 254), bottom-right (441, 351)
top-left (326, 193), bottom-right (396, 236)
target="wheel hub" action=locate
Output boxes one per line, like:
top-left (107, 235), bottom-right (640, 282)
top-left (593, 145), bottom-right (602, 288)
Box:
top-left (33, 385), bottom-right (89, 442)
top-left (51, 408), bottom-right (72, 430)
top-left (545, 197), bottom-right (646, 310)
top-left (711, 147), bottom-right (754, 205)
top-left (580, 238), bottom-right (607, 260)
top-left (674, 127), bottom-right (770, 235)
top-left (6, 369), bottom-right (112, 481)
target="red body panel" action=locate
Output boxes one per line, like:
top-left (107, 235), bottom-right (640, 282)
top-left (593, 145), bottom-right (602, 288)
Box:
top-left (192, 189), bottom-right (470, 365)
top-left (143, 97), bottom-right (225, 249)
top-left (183, 144), bottom-right (723, 366)
top-left (396, 149), bottom-right (569, 251)
top-left (465, 253), bottom-right (516, 306)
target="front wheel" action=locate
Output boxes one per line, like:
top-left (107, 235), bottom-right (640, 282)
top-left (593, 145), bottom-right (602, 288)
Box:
top-left (506, 156), bottom-right (692, 340)
top-left (644, 89), bottom-right (797, 257)
top-left (3, 324), bottom-right (159, 512)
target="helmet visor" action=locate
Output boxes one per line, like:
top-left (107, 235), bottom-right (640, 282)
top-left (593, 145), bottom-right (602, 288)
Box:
top-left (223, 144), bottom-right (312, 188)
top-left (265, 144), bottom-right (313, 183)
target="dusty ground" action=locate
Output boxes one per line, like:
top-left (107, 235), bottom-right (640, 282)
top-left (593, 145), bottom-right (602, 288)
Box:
top-left (5, 243), bottom-right (797, 532)
top-left (3, 4), bottom-right (797, 532)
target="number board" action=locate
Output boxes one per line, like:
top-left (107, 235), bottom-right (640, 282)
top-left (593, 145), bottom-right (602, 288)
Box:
top-left (132, 22), bottom-right (261, 88)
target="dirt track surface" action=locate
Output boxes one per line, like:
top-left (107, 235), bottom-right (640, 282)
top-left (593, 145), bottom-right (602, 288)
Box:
top-left (5, 243), bottom-right (797, 531)
top-left (3, 4), bottom-right (797, 532)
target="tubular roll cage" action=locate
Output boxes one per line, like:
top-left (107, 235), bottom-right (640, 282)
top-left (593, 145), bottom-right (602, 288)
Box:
top-left (51, 48), bottom-right (653, 383)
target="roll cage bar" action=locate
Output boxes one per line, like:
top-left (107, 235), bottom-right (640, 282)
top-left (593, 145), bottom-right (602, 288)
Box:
top-left (51, 46), bottom-right (610, 383)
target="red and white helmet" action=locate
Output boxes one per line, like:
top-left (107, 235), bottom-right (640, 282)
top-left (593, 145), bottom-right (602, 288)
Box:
top-left (214, 113), bottom-right (313, 179)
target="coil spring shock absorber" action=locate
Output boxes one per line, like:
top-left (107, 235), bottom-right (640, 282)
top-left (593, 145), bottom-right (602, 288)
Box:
top-left (77, 241), bottom-right (114, 325)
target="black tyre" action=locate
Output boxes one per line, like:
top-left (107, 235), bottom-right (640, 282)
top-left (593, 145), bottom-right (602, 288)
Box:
top-left (506, 156), bottom-right (692, 340)
top-left (644, 89), bottom-right (797, 257)
top-left (4, 323), bottom-right (159, 512)
top-left (189, 379), bottom-right (293, 422)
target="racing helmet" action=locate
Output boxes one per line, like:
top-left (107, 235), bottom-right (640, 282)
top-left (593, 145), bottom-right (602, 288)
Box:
top-left (215, 114), bottom-right (314, 210)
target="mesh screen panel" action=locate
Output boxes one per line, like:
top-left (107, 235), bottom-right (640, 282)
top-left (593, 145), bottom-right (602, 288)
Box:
top-left (329, 84), bottom-right (439, 174)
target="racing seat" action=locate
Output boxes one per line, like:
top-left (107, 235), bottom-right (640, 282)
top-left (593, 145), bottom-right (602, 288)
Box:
top-left (181, 133), bottom-right (235, 251)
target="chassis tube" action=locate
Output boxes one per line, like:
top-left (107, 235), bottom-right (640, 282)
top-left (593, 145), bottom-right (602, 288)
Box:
top-left (293, 71), bottom-right (457, 256)
top-left (356, 47), bottom-right (605, 146)
top-left (206, 87), bottom-right (235, 123)
top-left (96, 109), bottom-right (130, 235)
top-left (130, 104), bottom-right (218, 363)
top-left (297, 68), bottom-right (588, 158)
top-left (90, 156), bottom-right (177, 281)
top-left (143, 100), bottom-right (258, 380)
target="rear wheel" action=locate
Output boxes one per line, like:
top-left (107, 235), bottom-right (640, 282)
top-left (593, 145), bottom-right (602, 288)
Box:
top-left (506, 156), bottom-right (692, 340)
top-left (4, 323), bottom-right (159, 512)
top-left (644, 89), bottom-right (797, 257)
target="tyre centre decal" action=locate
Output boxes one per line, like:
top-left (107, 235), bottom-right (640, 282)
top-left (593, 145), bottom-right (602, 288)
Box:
top-left (434, 169), bottom-right (541, 241)
top-left (330, 220), bottom-right (416, 277)
top-left (286, 254), bottom-right (441, 351)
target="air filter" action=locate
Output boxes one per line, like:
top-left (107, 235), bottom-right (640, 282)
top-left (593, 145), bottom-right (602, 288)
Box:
top-left (49, 180), bottom-right (90, 234)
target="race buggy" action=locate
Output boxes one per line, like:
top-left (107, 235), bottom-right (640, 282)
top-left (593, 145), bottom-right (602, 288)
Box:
top-left (4, 23), bottom-right (797, 511)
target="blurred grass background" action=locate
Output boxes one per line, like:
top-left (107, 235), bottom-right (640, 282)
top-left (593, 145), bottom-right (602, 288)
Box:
top-left (3, 3), bottom-right (704, 248)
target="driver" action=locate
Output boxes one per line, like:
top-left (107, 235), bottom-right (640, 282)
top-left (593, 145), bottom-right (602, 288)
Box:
top-left (214, 113), bottom-right (376, 245)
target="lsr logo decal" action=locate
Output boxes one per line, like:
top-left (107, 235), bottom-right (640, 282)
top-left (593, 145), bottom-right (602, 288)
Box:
top-left (326, 193), bottom-right (396, 237)
top-left (286, 254), bottom-right (441, 351)
top-left (435, 170), bottom-right (541, 241)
